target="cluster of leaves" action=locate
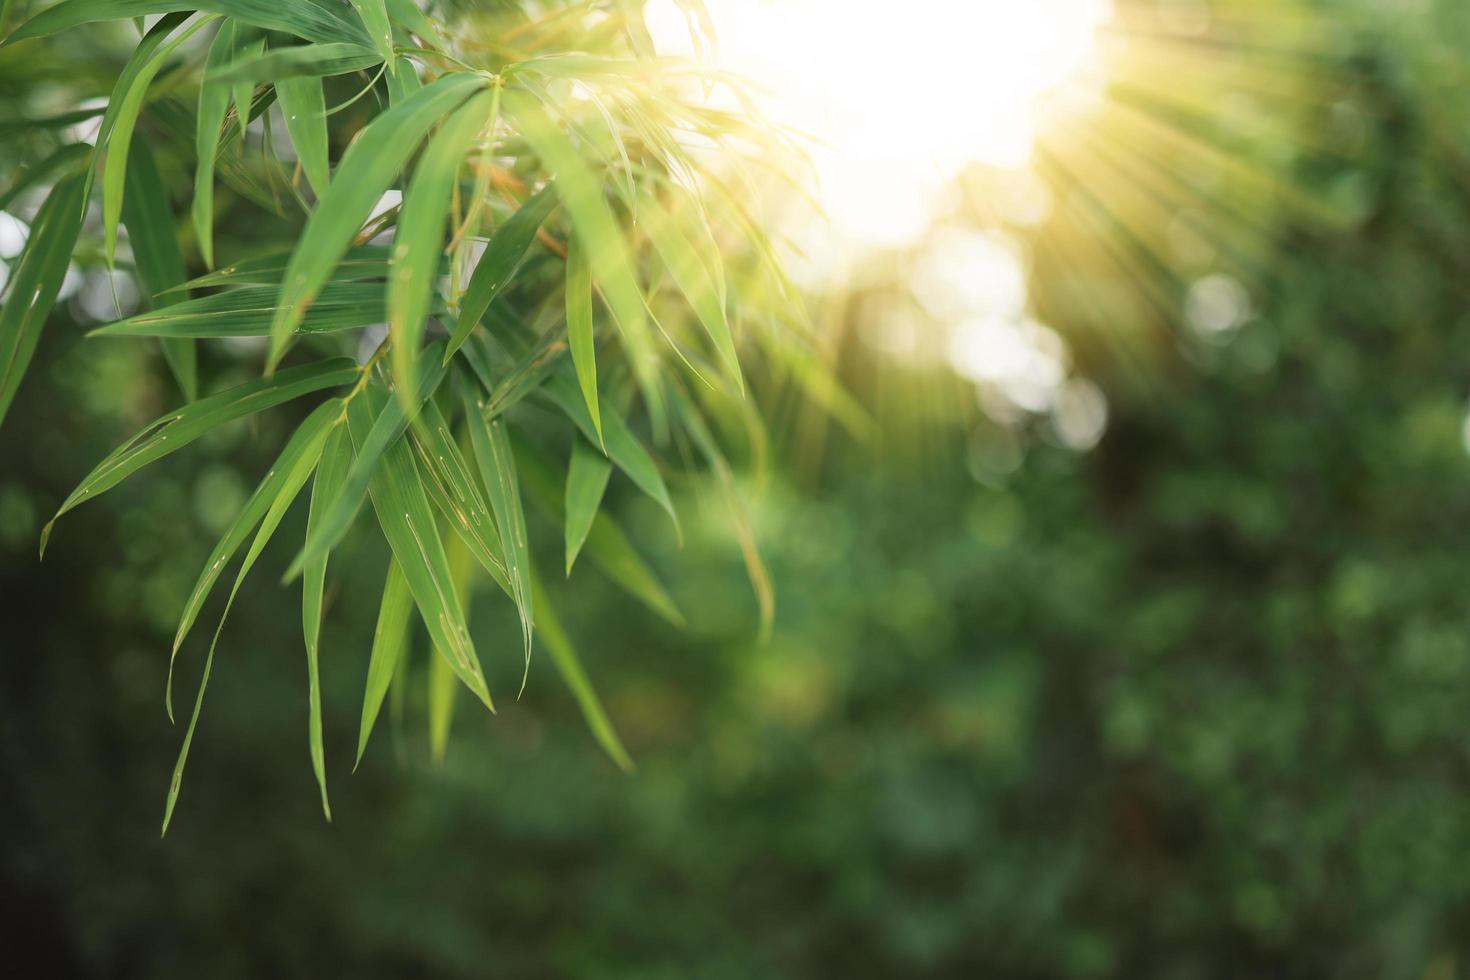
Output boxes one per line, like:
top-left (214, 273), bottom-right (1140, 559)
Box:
top-left (0, 0), bottom-right (816, 831)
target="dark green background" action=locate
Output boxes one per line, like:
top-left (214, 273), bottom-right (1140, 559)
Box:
top-left (7, 0), bottom-right (1470, 976)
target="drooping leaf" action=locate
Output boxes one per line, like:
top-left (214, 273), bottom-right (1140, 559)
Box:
top-left (444, 182), bottom-right (558, 362)
top-left (4, 0), bottom-right (370, 48)
top-left (355, 557), bottom-right (413, 767)
top-left (531, 566), bottom-right (633, 772)
top-left (564, 433), bottom-right (611, 575)
top-left (284, 342), bottom-right (449, 581)
top-left (120, 138), bottom-right (196, 400)
top-left (346, 385), bottom-right (493, 709)
top-left (428, 529), bottom-right (475, 764)
top-left (229, 37), bottom-right (263, 141)
top-left (384, 55), bottom-right (421, 104)
top-left (211, 40), bottom-right (380, 84)
top-left (513, 430), bottom-right (683, 628)
top-left (407, 397), bottom-right (513, 597)
top-left (502, 88), bottom-right (660, 417)
top-left (172, 244), bottom-right (392, 292)
top-left (101, 12), bottom-right (217, 266)
top-left (389, 88), bottom-right (495, 405)
top-left (301, 421), bottom-right (352, 819)
top-left (90, 282), bottom-right (406, 339)
top-left (564, 231), bottom-right (601, 443)
top-left (541, 371), bottom-right (678, 534)
top-left (345, 0), bottom-right (393, 69)
top-left (162, 398), bottom-right (338, 834)
top-left (463, 393), bottom-right (533, 681)
top-left (276, 75), bottom-right (330, 198)
top-left (0, 173), bottom-right (86, 428)
top-left (193, 19), bottom-right (243, 269)
top-left (41, 358), bottom-right (359, 554)
top-left (167, 398), bottom-right (345, 713)
top-left (641, 190), bottom-right (743, 393)
top-left (266, 71), bottom-right (485, 371)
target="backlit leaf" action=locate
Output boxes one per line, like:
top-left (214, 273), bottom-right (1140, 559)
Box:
top-left (355, 557), bottom-right (413, 767)
top-left (564, 434), bottom-right (611, 575)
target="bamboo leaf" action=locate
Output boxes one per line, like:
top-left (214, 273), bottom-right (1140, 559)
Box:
top-left (266, 71), bottom-right (485, 371)
top-left (531, 566), bottom-right (633, 772)
top-left (101, 12), bottom-right (216, 267)
top-left (301, 421), bottom-right (352, 819)
top-left (513, 431), bottom-right (683, 628)
top-left (0, 173), bottom-right (86, 428)
top-left (41, 358), bottom-right (359, 555)
top-left (167, 399), bottom-right (345, 713)
top-left (355, 558), bottom-right (413, 767)
top-left (346, 385), bottom-right (493, 710)
top-left (193, 19), bottom-right (244, 269)
top-left (429, 529), bottom-right (475, 763)
top-left (564, 231), bottom-right (601, 444)
top-left (564, 434), bottom-right (611, 575)
top-left (211, 41), bottom-right (380, 84)
top-left (5, 0), bottom-right (370, 48)
top-left (445, 182), bottom-right (558, 363)
top-left (120, 138), bottom-right (196, 400)
top-left (345, 0), bottom-right (393, 69)
top-left (162, 398), bottom-right (338, 834)
top-left (90, 282), bottom-right (406, 339)
top-left (541, 371), bottom-right (678, 535)
top-left (642, 191), bottom-right (743, 393)
top-left (284, 342), bottom-right (448, 581)
top-left (276, 75), bottom-right (330, 198)
top-left (408, 397), bottom-right (513, 597)
top-left (502, 88), bottom-right (660, 418)
top-left (172, 244), bottom-right (392, 292)
top-left (463, 393), bottom-right (534, 683)
top-left (389, 89), bottom-right (495, 406)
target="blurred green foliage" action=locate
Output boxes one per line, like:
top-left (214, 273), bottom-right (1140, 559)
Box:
top-left (8, 0), bottom-right (1470, 977)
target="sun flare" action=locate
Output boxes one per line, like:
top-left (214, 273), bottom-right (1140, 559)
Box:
top-left (647, 0), bottom-right (1110, 251)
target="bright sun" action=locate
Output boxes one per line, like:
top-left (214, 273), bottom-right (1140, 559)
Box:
top-left (646, 0), bottom-right (1111, 252)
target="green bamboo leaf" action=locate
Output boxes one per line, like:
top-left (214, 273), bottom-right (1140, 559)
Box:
top-left (211, 41), bottom-right (380, 83)
top-left (502, 88), bottom-right (660, 417)
top-left (444, 182), bottom-right (558, 363)
top-left (120, 138), bottom-right (196, 400)
top-left (301, 421), bottom-right (352, 819)
top-left (41, 358), bottom-right (359, 555)
top-left (346, 385), bottom-right (493, 710)
top-left (564, 232), bottom-right (601, 444)
top-left (171, 244), bottom-right (392, 292)
top-left (531, 566), bottom-right (633, 772)
top-left (230, 37), bottom-right (263, 140)
top-left (167, 398), bottom-right (343, 715)
top-left (389, 89), bottom-right (495, 406)
top-left (541, 371), bottom-right (678, 535)
top-left (408, 398), bottom-right (513, 597)
top-left (193, 19), bottom-right (244, 269)
top-left (355, 558), bottom-right (413, 767)
top-left (5, 0), bottom-right (370, 48)
top-left (346, 0), bottom-right (393, 69)
top-left (89, 282), bottom-right (406, 339)
top-left (266, 71), bottom-right (484, 371)
top-left (162, 399), bottom-right (338, 835)
top-left (564, 434), bottom-right (611, 575)
top-left (385, 55), bottom-right (421, 104)
top-left (463, 394), bottom-right (534, 682)
top-left (101, 12), bottom-right (217, 266)
top-left (641, 191), bottom-right (743, 393)
top-left (284, 342), bottom-right (448, 582)
top-left (386, 0), bottom-right (444, 50)
top-left (513, 431), bottom-right (683, 628)
top-left (0, 173), bottom-right (86, 428)
top-left (276, 75), bottom-right (330, 198)
top-left (428, 530), bottom-right (475, 764)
